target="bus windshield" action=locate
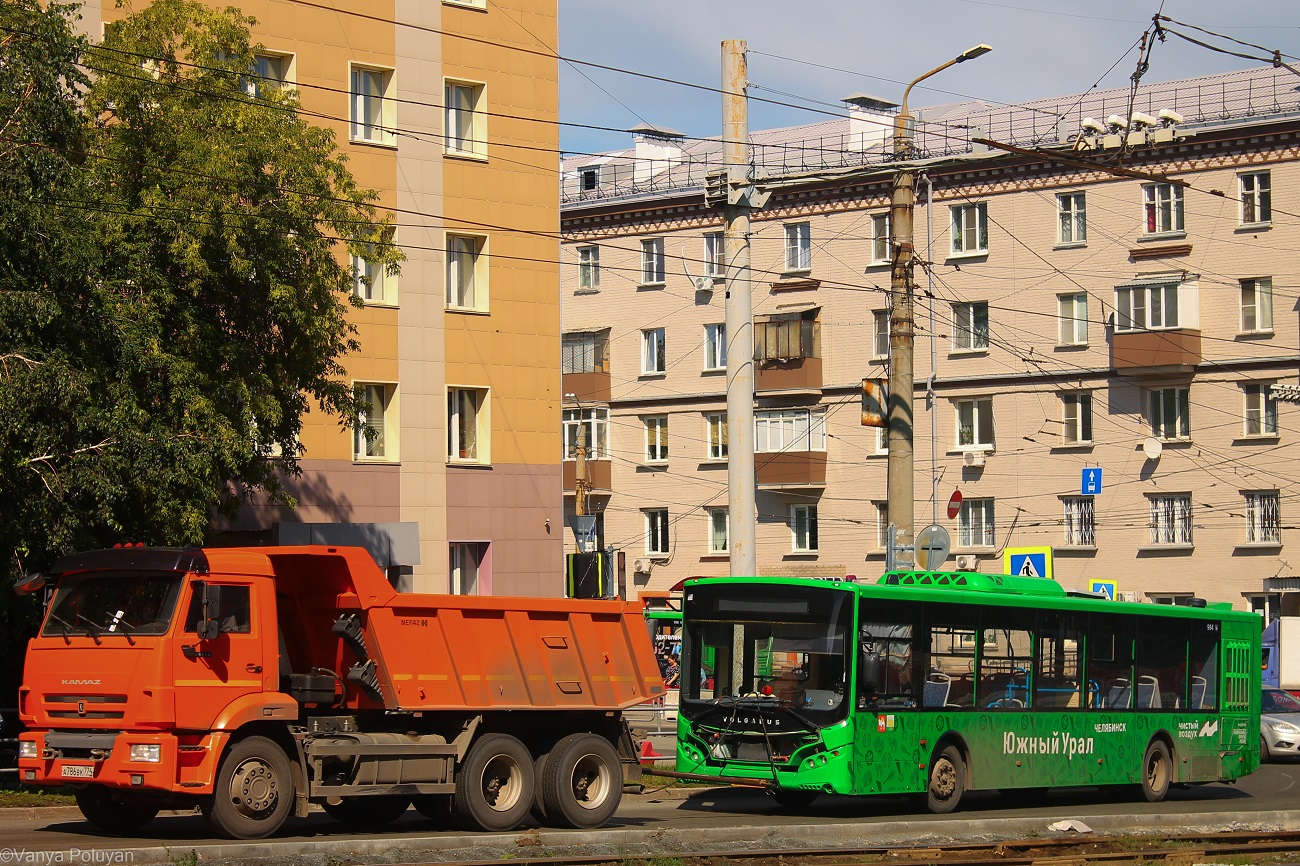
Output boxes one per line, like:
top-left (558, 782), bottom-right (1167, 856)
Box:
top-left (681, 582), bottom-right (852, 726)
top-left (42, 573), bottom-right (185, 639)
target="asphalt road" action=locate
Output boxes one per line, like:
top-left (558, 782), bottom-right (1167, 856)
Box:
top-left (2, 762), bottom-right (1298, 864)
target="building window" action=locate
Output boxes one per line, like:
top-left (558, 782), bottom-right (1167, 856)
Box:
top-left (954, 397), bottom-right (994, 449)
top-left (1148, 494), bottom-right (1193, 545)
top-left (1057, 292), bottom-right (1087, 345)
top-left (952, 302), bottom-right (989, 351)
top-left (449, 543), bottom-right (482, 595)
top-left (1116, 282), bottom-right (1178, 332)
top-left (644, 415), bottom-right (668, 463)
top-left (354, 383), bottom-right (395, 460)
top-left (872, 311), bottom-right (890, 359)
top-left (1241, 278), bottom-right (1273, 333)
top-left (640, 238), bottom-right (665, 285)
top-left (707, 507), bottom-right (729, 554)
top-left (445, 79), bottom-right (486, 158)
top-left (958, 499), bottom-right (995, 547)
top-left (704, 231), bottom-right (724, 277)
top-left (351, 249), bottom-right (392, 304)
top-left (1057, 192), bottom-right (1086, 245)
top-left (1244, 383), bottom-right (1278, 437)
top-left (755, 409), bottom-right (826, 453)
top-left (577, 245), bottom-right (600, 291)
top-left (562, 407), bottom-right (608, 460)
top-left (1142, 182), bottom-right (1184, 234)
top-left (791, 504), bottom-right (818, 553)
top-left (350, 66), bottom-right (395, 145)
top-left (873, 426), bottom-right (889, 455)
top-left (1244, 491), bottom-right (1281, 544)
top-left (1150, 387), bottom-right (1190, 440)
top-left (447, 387), bottom-right (487, 462)
top-left (870, 213), bottom-right (891, 263)
top-left (754, 309), bottom-right (818, 362)
top-left (641, 328), bottom-right (666, 374)
top-left (704, 323), bottom-right (727, 371)
top-left (784, 222), bottom-right (811, 272)
top-left (1063, 497), bottom-right (1095, 546)
top-left (949, 203), bottom-right (988, 254)
top-left (446, 234), bottom-right (486, 311)
top-left (875, 502), bottom-right (889, 549)
top-left (1062, 392), bottom-right (1092, 444)
top-left (562, 330), bottom-right (609, 374)
top-left (1249, 593), bottom-right (1282, 623)
top-left (706, 412), bottom-right (728, 459)
top-left (1240, 171), bottom-right (1271, 225)
top-left (645, 509), bottom-right (670, 556)
top-left (246, 53), bottom-right (289, 99)
top-left (579, 166), bottom-right (600, 191)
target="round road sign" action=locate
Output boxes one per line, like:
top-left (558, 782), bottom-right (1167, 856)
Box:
top-left (947, 489), bottom-right (963, 520)
top-left (915, 524), bottom-right (951, 571)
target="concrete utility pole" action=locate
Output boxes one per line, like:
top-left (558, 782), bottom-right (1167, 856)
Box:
top-left (888, 45), bottom-right (991, 564)
top-left (722, 39), bottom-right (757, 578)
top-left (565, 393), bottom-right (588, 516)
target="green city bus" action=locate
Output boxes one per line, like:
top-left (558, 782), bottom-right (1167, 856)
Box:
top-left (676, 571), bottom-right (1260, 812)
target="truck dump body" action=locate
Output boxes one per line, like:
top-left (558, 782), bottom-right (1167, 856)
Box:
top-left (248, 547), bottom-right (664, 711)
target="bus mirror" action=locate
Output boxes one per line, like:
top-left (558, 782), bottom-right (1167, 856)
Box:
top-left (196, 581), bottom-right (222, 640)
top-left (13, 572), bottom-right (46, 597)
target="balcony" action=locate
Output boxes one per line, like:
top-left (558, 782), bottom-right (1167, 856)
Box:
top-left (564, 459), bottom-right (611, 493)
top-left (756, 357), bottom-right (822, 394)
top-left (1111, 328), bottom-right (1201, 375)
top-left (561, 371), bottom-right (611, 404)
top-left (756, 451), bottom-right (827, 489)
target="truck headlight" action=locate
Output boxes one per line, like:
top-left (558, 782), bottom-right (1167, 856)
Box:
top-left (129, 744), bottom-right (161, 763)
top-left (1269, 721), bottom-right (1300, 735)
top-left (18, 741), bottom-right (37, 759)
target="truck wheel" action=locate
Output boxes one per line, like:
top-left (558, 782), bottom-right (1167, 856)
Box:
top-left (531, 750), bottom-right (550, 821)
top-left (204, 735), bottom-right (294, 839)
top-left (926, 745), bottom-right (965, 814)
top-left (74, 788), bottom-right (159, 833)
top-left (322, 796), bottom-right (410, 828)
top-left (539, 733), bottom-right (622, 829)
top-left (1138, 740), bottom-right (1172, 803)
top-left (453, 733), bottom-right (534, 832)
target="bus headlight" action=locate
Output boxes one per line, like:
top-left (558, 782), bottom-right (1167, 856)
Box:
top-left (129, 744), bottom-right (161, 763)
top-left (18, 741), bottom-right (37, 759)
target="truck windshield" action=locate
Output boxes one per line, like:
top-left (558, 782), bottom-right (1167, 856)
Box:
top-left (680, 583), bottom-right (852, 726)
top-left (42, 573), bottom-right (185, 638)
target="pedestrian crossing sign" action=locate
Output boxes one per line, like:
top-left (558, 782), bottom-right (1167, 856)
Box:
top-left (1089, 580), bottom-right (1116, 600)
top-left (1004, 546), bottom-right (1053, 580)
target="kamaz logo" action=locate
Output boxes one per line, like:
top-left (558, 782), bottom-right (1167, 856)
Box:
top-left (61, 679), bottom-right (101, 686)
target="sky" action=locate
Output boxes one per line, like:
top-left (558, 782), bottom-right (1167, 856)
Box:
top-left (555, 0), bottom-right (1300, 156)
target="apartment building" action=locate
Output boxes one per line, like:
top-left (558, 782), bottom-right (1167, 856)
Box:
top-left (80, 0), bottom-right (564, 594)
top-left (559, 66), bottom-right (1300, 614)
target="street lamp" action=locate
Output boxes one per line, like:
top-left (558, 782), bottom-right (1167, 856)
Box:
top-left (564, 393), bottom-right (589, 517)
top-left (887, 45), bottom-right (991, 567)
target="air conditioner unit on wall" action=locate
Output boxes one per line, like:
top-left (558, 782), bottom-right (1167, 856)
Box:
top-left (1116, 591), bottom-right (1142, 603)
top-left (955, 555), bottom-right (978, 570)
top-left (633, 559), bottom-right (651, 574)
top-left (962, 451), bottom-right (986, 468)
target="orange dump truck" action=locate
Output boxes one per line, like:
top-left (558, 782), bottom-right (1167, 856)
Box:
top-left (14, 545), bottom-right (663, 839)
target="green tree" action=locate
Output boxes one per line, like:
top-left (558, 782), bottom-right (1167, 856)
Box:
top-left (0, 0), bottom-right (399, 692)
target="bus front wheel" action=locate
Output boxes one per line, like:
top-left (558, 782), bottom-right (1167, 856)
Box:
top-left (1138, 740), bottom-right (1172, 803)
top-left (926, 745), bottom-right (965, 814)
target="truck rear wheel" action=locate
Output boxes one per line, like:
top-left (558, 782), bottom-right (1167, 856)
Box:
top-left (453, 733), bottom-right (534, 832)
top-left (204, 735), bottom-right (294, 839)
top-left (539, 732), bottom-right (622, 829)
top-left (322, 796), bottom-right (410, 828)
top-left (74, 788), bottom-right (159, 833)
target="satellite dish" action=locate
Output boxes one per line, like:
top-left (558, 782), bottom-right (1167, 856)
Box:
top-left (1142, 437), bottom-right (1163, 460)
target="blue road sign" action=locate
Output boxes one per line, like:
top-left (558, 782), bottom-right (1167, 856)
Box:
top-left (1082, 467), bottom-right (1103, 496)
top-left (1009, 552), bottom-right (1047, 578)
top-left (1089, 580), bottom-right (1116, 601)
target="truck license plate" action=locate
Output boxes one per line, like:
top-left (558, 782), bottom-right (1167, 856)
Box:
top-left (61, 765), bottom-right (94, 778)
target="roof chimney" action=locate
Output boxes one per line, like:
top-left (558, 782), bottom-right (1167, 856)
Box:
top-left (629, 123), bottom-right (685, 184)
top-left (843, 93), bottom-right (898, 153)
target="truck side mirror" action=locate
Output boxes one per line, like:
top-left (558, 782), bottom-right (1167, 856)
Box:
top-left (195, 581), bottom-right (222, 641)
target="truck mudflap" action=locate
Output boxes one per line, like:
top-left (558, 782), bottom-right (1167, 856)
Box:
top-left (617, 717), bottom-right (645, 792)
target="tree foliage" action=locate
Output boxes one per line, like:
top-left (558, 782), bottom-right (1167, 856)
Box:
top-left (0, 0), bottom-right (399, 688)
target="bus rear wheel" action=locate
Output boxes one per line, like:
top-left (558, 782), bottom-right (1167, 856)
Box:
top-left (926, 745), bottom-right (965, 814)
top-left (1138, 740), bottom-right (1172, 803)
